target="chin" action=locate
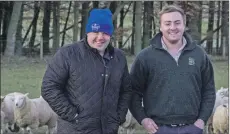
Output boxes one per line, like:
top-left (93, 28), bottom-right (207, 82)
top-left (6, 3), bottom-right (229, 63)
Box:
top-left (169, 39), bottom-right (180, 44)
top-left (96, 47), bottom-right (105, 51)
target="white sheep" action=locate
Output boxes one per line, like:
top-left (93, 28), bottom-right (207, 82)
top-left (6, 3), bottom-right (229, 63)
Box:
top-left (1, 93), bottom-right (20, 133)
top-left (205, 87), bottom-right (229, 134)
top-left (119, 110), bottom-right (139, 134)
top-left (213, 87), bottom-right (229, 113)
top-left (13, 92), bottom-right (57, 134)
top-left (212, 104), bottom-right (229, 134)
top-left (1, 96), bottom-right (6, 134)
top-left (1, 111), bottom-right (6, 134)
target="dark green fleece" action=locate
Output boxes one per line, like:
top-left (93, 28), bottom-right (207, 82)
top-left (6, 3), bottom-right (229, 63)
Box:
top-left (129, 32), bottom-right (216, 125)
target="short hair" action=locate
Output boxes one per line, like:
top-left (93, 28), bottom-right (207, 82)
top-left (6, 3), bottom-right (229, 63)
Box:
top-left (159, 5), bottom-right (186, 24)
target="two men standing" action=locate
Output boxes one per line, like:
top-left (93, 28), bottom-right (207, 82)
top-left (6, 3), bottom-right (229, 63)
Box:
top-left (41, 4), bottom-right (215, 134)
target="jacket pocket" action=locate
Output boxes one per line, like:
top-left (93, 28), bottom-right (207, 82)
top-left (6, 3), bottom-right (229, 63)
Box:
top-left (74, 105), bottom-right (85, 123)
top-left (57, 117), bottom-right (77, 133)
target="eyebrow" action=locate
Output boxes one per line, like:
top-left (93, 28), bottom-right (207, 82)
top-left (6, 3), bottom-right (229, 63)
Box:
top-left (164, 20), bottom-right (181, 23)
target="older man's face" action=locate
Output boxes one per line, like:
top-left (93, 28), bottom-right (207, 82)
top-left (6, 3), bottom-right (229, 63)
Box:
top-left (87, 32), bottom-right (111, 53)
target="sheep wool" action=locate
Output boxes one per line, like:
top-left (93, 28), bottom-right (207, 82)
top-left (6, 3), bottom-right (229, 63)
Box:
top-left (212, 104), bottom-right (229, 134)
top-left (1, 93), bottom-right (20, 133)
top-left (119, 110), bottom-right (139, 134)
top-left (14, 93), bottom-right (57, 134)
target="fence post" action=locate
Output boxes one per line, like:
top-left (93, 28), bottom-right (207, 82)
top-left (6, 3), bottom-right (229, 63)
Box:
top-left (222, 37), bottom-right (226, 59)
top-left (40, 36), bottom-right (43, 60)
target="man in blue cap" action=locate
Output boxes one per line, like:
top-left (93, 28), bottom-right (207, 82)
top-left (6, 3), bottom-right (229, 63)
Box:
top-left (41, 8), bottom-right (132, 134)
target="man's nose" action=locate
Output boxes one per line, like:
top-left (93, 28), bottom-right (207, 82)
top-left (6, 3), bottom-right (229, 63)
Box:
top-left (170, 24), bottom-right (176, 30)
top-left (97, 32), bottom-right (104, 39)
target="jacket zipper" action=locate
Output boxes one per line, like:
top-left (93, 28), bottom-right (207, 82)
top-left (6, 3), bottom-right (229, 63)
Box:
top-left (101, 56), bottom-right (110, 134)
top-left (160, 48), bottom-right (186, 67)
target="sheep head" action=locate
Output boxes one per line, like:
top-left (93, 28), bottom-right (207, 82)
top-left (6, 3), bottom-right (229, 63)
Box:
top-left (14, 93), bottom-right (29, 109)
top-left (218, 87), bottom-right (229, 98)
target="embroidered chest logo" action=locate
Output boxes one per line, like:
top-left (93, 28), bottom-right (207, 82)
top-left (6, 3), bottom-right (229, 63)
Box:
top-left (91, 23), bottom-right (100, 31)
top-left (188, 57), bottom-right (195, 65)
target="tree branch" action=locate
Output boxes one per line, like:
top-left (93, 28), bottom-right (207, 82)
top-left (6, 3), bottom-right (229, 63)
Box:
top-left (199, 24), bottom-right (223, 45)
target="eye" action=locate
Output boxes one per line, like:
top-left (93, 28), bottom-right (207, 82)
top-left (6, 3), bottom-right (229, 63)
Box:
top-left (165, 23), bottom-right (170, 26)
top-left (175, 22), bottom-right (181, 25)
top-left (103, 32), bottom-right (109, 36)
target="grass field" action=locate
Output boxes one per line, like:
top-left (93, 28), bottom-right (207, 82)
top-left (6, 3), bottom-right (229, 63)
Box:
top-left (1, 55), bottom-right (229, 134)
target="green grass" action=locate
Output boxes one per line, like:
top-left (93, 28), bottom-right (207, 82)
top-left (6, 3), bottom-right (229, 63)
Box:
top-left (1, 55), bottom-right (228, 97)
top-left (212, 61), bottom-right (229, 89)
top-left (1, 57), bottom-right (47, 98)
top-left (1, 56), bottom-right (228, 134)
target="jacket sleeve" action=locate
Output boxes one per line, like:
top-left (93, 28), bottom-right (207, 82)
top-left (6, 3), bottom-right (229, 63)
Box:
top-left (198, 54), bottom-right (216, 124)
top-left (117, 58), bottom-right (132, 125)
top-left (129, 57), bottom-right (148, 125)
top-left (41, 49), bottom-right (79, 122)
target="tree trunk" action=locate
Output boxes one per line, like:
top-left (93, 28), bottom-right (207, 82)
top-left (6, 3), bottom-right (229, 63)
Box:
top-left (206, 1), bottom-right (215, 54)
top-left (197, 2), bottom-right (202, 44)
top-left (160, 1), bottom-right (163, 10)
top-left (80, 2), bottom-right (89, 39)
top-left (73, 2), bottom-right (79, 42)
top-left (111, 2), bottom-right (126, 21)
top-left (28, 1), bottom-right (40, 55)
top-left (1, 2), bottom-right (13, 54)
top-left (5, 1), bottom-right (22, 57)
top-left (143, 1), bottom-right (153, 48)
top-left (110, 1), bottom-right (117, 47)
top-left (15, 3), bottom-right (24, 56)
top-left (0, 2), bottom-right (3, 49)
top-left (167, 1), bottom-right (174, 5)
top-left (93, 1), bottom-right (98, 8)
top-left (61, 1), bottom-right (72, 47)
top-left (149, 2), bottom-right (154, 37)
top-left (99, 1), bottom-right (110, 8)
top-left (52, 1), bottom-right (60, 53)
top-left (42, 1), bottom-right (51, 55)
top-left (134, 1), bottom-right (142, 55)
top-left (118, 7), bottom-right (124, 48)
top-left (221, 1), bottom-right (229, 56)
top-left (131, 2), bottom-right (136, 55)
top-left (185, 2), bottom-right (201, 45)
top-left (216, 1), bottom-right (221, 55)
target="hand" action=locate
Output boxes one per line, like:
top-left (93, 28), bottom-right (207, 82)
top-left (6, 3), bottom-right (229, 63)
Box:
top-left (194, 119), bottom-right (204, 129)
top-left (141, 118), bottom-right (158, 134)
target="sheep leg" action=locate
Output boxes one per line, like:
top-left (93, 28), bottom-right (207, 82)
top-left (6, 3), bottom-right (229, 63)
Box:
top-left (20, 128), bottom-right (26, 134)
top-left (1, 124), bottom-right (6, 134)
top-left (1, 127), bottom-right (8, 134)
top-left (47, 126), bottom-right (57, 134)
top-left (1, 129), bottom-right (8, 134)
top-left (26, 127), bottom-right (33, 134)
top-left (207, 123), bottom-right (214, 134)
top-left (0, 121), bottom-right (4, 134)
top-left (1, 129), bottom-right (7, 134)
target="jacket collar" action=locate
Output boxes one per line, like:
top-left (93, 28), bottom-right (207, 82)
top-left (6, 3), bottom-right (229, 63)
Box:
top-left (150, 32), bottom-right (196, 50)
